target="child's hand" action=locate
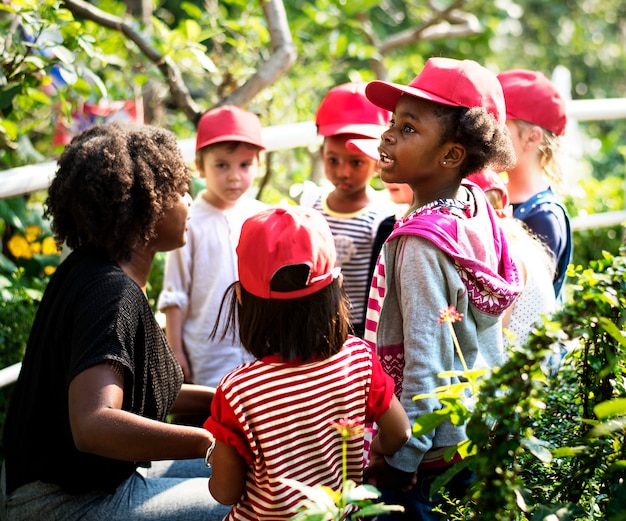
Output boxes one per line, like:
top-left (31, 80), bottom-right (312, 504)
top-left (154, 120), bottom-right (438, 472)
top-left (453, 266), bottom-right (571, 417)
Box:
top-left (364, 452), bottom-right (416, 492)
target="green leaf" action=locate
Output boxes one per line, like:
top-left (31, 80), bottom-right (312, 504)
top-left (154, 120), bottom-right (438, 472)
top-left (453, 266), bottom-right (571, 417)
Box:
top-left (0, 84), bottom-right (23, 111)
top-left (0, 119), bottom-right (19, 140)
top-left (25, 87), bottom-right (52, 105)
top-left (357, 504), bottom-right (405, 517)
top-left (344, 483), bottom-right (379, 502)
top-left (22, 55), bottom-right (48, 70)
top-left (597, 317), bottom-right (626, 350)
top-left (595, 398), bottom-right (626, 419)
top-left (181, 19), bottom-right (201, 41)
top-left (589, 418), bottom-right (626, 437)
top-left (413, 410), bottom-right (449, 436)
top-left (180, 1), bottom-right (203, 19)
top-left (521, 436), bottom-right (553, 463)
top-left (429, 457), bottom-right (471, 500)
top-left (551, 445), bottom-right (589, 458)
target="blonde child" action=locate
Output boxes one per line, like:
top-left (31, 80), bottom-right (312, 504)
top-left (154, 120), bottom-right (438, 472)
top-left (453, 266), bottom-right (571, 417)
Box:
top-left (158, 105), bottom-right (266, 387)
top-left (497, 69), bottom-right (572, 299)
top-left (204, 206), bottom-right (411, 519)
top-left (362, 57), bottom-right (522, 520)
top-left (313, 82), bottom-right (394, 337)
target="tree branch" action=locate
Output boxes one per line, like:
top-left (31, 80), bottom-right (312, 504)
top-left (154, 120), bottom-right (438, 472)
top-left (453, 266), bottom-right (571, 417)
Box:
top-left (217, 0), bottom-right (297, 109)
top-left (63, 0), bottom-right (202, 122)
top-left (63, 0), bottom-right (296, 126)
top-left (379, 0), bottom-right (481, 53)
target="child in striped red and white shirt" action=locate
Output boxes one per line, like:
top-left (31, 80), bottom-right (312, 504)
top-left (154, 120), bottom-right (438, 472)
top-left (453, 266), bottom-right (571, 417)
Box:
top-left (204, 206), bottom-right (410, 521)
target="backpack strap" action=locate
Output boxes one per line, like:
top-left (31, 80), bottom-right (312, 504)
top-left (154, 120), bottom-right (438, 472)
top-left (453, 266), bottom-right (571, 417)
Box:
top-left (513, 189), bottom-right (572, 298)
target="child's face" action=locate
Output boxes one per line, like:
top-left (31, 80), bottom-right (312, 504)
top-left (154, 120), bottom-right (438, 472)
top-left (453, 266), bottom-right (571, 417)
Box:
top-left (378, 96), bottom-right (452, 188)
top-left (383, 182), bottom-right (413, 205)
top-left (196, 143), bottom-right (260, 210)
top-left (321, 135), bottom-right (378, 198)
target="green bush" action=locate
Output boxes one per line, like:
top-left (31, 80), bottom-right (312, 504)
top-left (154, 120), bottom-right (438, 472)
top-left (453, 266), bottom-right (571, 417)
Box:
top-left (414, 250), bottom-right (626, 520)
top-left (0, 276), bottom-right (43, 459)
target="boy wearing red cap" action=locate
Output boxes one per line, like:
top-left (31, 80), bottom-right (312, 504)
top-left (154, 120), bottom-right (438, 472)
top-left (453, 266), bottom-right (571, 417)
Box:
top-left (204, 206), bottom-right (411, 520)
top-left (361, 57), bottom-right (522, 520)
top-left (313, 82), bottom-right (395, 337)
top-left (497, 69), bottom-right (572, 299)
top-left (158, 105), bottom-right (266, 389)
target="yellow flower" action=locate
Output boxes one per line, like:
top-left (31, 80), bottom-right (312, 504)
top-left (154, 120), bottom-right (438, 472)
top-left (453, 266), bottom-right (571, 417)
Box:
top-left (30, 241), bottom-right (41, 255)
top-left (41, 236), bottom-right (59, 255)
top-left (8, 235), bottom-right (33, 259)
top-left (25, 224), bottom-right (42, 243)
top-left (44, 266), bottom-right (57, 276)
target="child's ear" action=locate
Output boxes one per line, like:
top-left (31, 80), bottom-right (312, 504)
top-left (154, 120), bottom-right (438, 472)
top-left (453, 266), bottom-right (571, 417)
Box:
top-left (441, 144), bottom-right (466, 168)
top-left (522, 125), bottom-right (543, 151)
top-left (195, 161), bottom-right (206, 178)
top-left (195, 153), bottom-right (207, 178)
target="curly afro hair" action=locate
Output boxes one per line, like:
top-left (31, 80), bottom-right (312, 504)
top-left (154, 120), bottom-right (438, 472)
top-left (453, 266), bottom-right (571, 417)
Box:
top-left (46, 121), bottom-right (191, 262)
top-left (434, 104), bottom-right (517, 178)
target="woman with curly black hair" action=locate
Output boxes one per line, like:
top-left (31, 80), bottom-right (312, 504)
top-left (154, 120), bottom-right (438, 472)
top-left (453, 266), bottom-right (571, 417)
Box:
top-left (1, 122), bottom-right (229, 520)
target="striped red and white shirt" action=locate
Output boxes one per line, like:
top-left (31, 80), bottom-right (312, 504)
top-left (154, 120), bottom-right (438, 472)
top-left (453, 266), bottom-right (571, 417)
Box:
top-left (205, 335), bottom-right (394, 520)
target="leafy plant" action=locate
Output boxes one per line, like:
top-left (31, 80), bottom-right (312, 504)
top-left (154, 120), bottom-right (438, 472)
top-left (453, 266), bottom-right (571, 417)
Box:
top-left (410, 251), bottom-right (626, 520)
top-left (0, 273), bottom-right (44, 459)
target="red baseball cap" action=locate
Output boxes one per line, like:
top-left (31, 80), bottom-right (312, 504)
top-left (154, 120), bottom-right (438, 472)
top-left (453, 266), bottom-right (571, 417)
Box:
top-left (366, 57), bottom-right (506, 127)
top-left (466, 169), bottom-right (509, 208)
top-left (316, 82), bottom-right (390, 139)
top-left (237, 206), bottom-right (341, 300)
top-left (497, 69), bottom-right (567, 136)
top-left (196, 105), bottom-right (265, 151)
top-left (346, 138), bottom-right (380, 160)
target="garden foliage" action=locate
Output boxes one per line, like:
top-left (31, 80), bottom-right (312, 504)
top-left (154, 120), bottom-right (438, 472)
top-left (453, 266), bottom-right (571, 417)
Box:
top-left (416, 250), bottom-right (626, 520)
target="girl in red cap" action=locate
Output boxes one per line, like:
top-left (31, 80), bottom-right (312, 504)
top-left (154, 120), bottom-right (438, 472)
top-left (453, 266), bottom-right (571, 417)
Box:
top-left (204, 206), bottom-right (411, 520)
top-left (362, 57), bottom-right (522, 520)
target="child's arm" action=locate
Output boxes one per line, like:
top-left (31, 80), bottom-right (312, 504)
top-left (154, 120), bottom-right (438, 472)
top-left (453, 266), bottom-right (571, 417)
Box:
top-left (370, 394), bottom-right (411, 456)
top-left (208, 440), bottom-right (248, 505)
top-left (163, 305), bottom-right (192, 382)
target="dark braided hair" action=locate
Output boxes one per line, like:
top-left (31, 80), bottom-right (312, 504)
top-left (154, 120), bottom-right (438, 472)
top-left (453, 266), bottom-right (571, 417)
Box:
top-left (433, 104), bottom-right (517, 177)
top-left (45, 122), bottom-right (190, 262)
